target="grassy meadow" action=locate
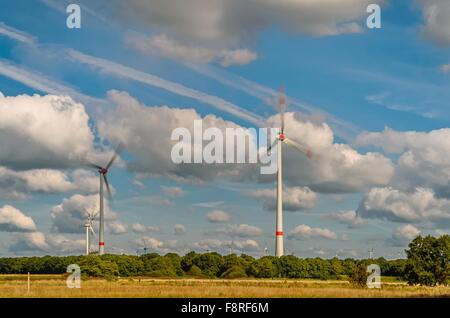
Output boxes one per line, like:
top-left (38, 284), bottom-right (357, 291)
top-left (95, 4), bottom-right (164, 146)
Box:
top-left (1, 275), bottom-right (449, 298)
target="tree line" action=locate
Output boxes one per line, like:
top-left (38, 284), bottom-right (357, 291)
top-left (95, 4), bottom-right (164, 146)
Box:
top-left (0, 235), bottom-right (448, 286)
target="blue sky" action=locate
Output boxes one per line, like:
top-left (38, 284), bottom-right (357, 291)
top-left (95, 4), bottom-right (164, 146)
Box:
top-left (0, 0), bottom-right (449, 259)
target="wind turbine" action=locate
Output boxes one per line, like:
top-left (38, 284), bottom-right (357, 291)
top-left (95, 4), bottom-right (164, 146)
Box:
top-left (83, 208), bottom-right (97, 255)
top-left (267, 88), bottom-right (314, 257)
top-left (87, 144), bottom-right (123, 255)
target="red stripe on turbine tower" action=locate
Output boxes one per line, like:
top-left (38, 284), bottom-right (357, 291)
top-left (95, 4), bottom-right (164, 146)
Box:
top-left (276, 231), bottom-right (283, 236)
top-left (99, 242), bottom-right (105, 246)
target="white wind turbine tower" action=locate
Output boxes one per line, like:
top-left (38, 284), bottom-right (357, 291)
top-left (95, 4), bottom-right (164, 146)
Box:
top-left (84, 208), bottom-right (97, 255)
top-left (87, 144), bottom-right (123, 255)
top-left (267, 88), bottom-right (314, 257)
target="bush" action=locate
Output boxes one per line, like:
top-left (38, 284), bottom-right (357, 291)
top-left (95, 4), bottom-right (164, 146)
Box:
top-left (221, 265), bottom-right (247, 279)
top-left (186, 265), bottom-right (204, 277)
top-left (349, 263), bottom-right (369, 288)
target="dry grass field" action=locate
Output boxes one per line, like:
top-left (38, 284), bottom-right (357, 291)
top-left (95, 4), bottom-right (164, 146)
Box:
top-left (0, 275), bottom-right (449, 298)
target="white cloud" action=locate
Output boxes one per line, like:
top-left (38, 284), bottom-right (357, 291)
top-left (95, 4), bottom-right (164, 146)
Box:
top-left (47, 234), bottom-right (85, 253)
top-left (131, 223), bottom-right (161, 234)
top-left (207, 210), bottom-right (231, 223)
top-left (100, 0), bottom-right (378, 43)
top-left (358, 187), bottom-right (450, 226)
top-left (0, 205), bottom-right (37, 232)
top-left (68, 51), bottom-right (264, 126)
top-left (0, 167), bottom-right (98, 199)
top-left (263, 113), bottom-right (394, 192)
top-left (126, 33), bottom-right (257, 66)
top-left (109, 222), bottom-right (128, 235)
top-left (0, 60), bottom-right (106, 109)
top-left (356, 127), bottom-right (450, 197)
top-left (174, 224), bottom-right (186, 235)
top-left (9, 232), bottom-right (49, 252)
top-left (390, 224), bottom-right (421, 246)
top-left (98, 91), bottom-right (392, 193)
top-left (216, 224), bottom-right (262, 237)
top-left (328, 210), bottom-right (364, 228)
top-left (97, 90), bottom-right (255, 182)
top-left (50, 194), bottom-right (116, 233)
top-left (248, 186), bottom-right (317, 211)
top-left (135, 236), bottom-right (175, 253)
top-left (417, 0), bottom-right (450, 47)
top-left (288, 224), bottom-right (337, 240)
top-left (0, 22), bottom-right (36, 44)
top-left (161, 186), bottom-right (185, 197)
top-left (131, 223), bottom-right (147, 233)
top-left (193, 239), bottom-right (259, 252)
top-left (0, 91), bottom-right (105, 170)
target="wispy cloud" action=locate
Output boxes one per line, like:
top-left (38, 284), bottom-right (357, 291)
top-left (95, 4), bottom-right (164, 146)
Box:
top-left (0, 58), bottom-right (106, 109)
top-left (186, 63), bottom-right (360, 140)
top-left (0, 22), bottom-right (36, 44)
top-left (67, 49), bottom-right (265, 126)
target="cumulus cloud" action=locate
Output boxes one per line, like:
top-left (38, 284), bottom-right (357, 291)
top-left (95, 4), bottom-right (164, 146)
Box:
top-left (131, 223), bottom-right (161, 234)
top-left (0, 205), bottom-right (37, 232)
top-left (358, 187), bottom-right (450, 226)
top-left (356, 127), bottom-right (450, 197)
top-left (328, 210), bottom-right (364, 228)
top-left (288, 224), bottom-right (337, 240)
top-left (47, 234), bottom-right (85, 253)
top-left (216, 224), bottom-right (262, 237)
top-left (207, 210), bottom-right (231, 223)
top-left (99, 91), bottom-right (392, 193)
top-left (98, 90), bottom-right (255, 182)
top-left (109, 222), bottom-right (128, 235)
top-left (9, 231), bottom-right (49, 252)
top-left (0, 167), bottom-right (98, 199)
top-left (389, 224), bottom-right (421, 246)
top-left (135, 236), bottom-right (179, 254)
top-left (100, 0), bottom-right (377, 42)
top-left (50, 194), bottom-right (116, 233)
top-left (263, 113), bottom-right (394, 192)
top-left (417, 0), bottom-right (450, 47)
top-left (0, 92), bottom-right (106, 170)
top-left (193, 239), bottom-right (259, 252)
top-left (161, 186), bottom-right (185, 198)
top-left (248, 186), bottom-right (317, 211)
top-left (174, 224), bottom-right (186, 235)
top-left (126, 34), bottom-right (257, 66)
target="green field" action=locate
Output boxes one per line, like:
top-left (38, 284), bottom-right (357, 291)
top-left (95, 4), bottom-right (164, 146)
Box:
top-left (1, 275), bottom-right (449, 298)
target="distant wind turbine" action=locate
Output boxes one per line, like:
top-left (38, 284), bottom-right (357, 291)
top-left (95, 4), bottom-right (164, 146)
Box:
top-left (267, 88), bottom-right (315, 257)
top-left (83, 208), bottom-right (97, 255)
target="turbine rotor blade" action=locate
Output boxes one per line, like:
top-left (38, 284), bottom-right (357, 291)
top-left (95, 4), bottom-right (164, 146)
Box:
top-left (103, 174), bottom-right (113, 203)
top-left (283, 137), bottom-right (313, 159)
top-left (89, 225), bottom-right (96, 237)
top-left (106, 143), bottom-right (124, 170)
top-left (278, 87), bottom-right (286, 133)
top-left (266, 138), bottom-right (278, 155)
top-left (84, 160), bottom-right (102, 170)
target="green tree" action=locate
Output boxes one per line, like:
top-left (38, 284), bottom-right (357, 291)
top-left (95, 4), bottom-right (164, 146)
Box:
top-left (404, 235), bottom-right (450, 286)
top-left (248, 257), bottom-right (278, 278)
top-left (78, 256), bottom-right (119, 279)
